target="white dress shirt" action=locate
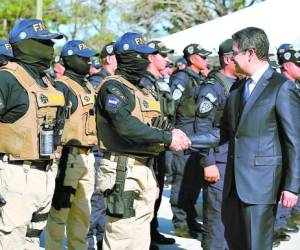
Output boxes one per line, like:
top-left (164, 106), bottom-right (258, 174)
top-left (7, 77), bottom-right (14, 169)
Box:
top-left (248, 63), bottom-right (269, 95)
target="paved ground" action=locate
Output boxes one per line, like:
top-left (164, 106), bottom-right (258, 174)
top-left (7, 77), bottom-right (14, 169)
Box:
top-left (158, 187), bottom-right (300, 250)
top-left (40, 187), bottom-right (300, 249)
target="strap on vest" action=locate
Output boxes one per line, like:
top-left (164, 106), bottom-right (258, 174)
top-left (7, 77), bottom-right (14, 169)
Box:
top-left (105, 155), bottom-right (139, 218)
top-left (95, 75), bottom-right (136, 95)
top-left (51, 147), bottom-right (77, 210)
top-left (210, 71), bottom-right (233, 97)
top-left (1, 63), bottom-right (37, 88)
top-left (26, 229), bottom-right (43, 238)
top-left (31, 212), bottom-right (49, 223)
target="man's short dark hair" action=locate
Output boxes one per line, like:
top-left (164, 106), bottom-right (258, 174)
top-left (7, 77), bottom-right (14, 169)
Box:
top-left (218, 39), bottom-right (233, 68)
top-left (232, 27), bottom-right (269, 61)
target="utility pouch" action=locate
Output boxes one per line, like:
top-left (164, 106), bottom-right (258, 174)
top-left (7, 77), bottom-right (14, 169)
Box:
top-left (105, 156), bottom-right (139, 218)
top-left (161, 93), bottom-right (175, 117)
top-left (106, 189), bottom-right (139, 218)
top-left (106, 183), bottom-right (125, 217)
top-left (122, 191), bottom-right (139, 218)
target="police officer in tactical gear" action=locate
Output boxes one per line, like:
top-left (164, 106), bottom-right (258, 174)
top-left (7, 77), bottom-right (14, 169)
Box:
top-left (272, 44), bottom-right (300, 248)
top-left (87, 42), bottom-right (117, 250)
top-left (0, 39), bottom-right (14, 208)
top-left (0, 19), bottom-right (65, 250)
top-left (88, 42), bottom-right (117, 89)
top-left (0, 40), bottom-right (14, 68)
top-left (195, 39), bottom-right (239, 250)
top-left (170, 43), bottom-right (211, 238)
top-left (45, 40), bottom-right (98, 250)
top-left (95, 32), bottom-right (191, 250)
top-left (175, 57), bottom-right (187, 72)
top-left (139, 40), bottom-right (176, 249)
top-left (147, 40), bottom-right (175, 85)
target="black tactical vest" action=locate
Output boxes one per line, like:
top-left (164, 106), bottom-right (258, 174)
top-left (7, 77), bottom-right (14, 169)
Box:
top-left (208, 70), bottom-right (233, 126)
top-left (176, 69), bottom-right (203, 118)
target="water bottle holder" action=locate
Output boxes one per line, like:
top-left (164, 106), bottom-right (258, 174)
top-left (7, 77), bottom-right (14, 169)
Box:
top-left (39, 126), bottom-right (54, 156)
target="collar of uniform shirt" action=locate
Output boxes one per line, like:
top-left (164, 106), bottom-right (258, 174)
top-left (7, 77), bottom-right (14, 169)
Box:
top-left (248, 63), bottom-right (269, 94)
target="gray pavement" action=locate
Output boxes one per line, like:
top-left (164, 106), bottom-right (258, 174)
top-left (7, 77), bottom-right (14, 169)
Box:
top-left (40, 187), bottom-right (300, 249)
top-left (158, 187), bottom-right (300, 250)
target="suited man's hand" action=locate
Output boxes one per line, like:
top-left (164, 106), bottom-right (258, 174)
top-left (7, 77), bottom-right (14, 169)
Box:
top-left (169, 129), bottom-right (192, 151)
top-left (280, 191), bottom-right (299, 208)
top-left (204, 165), bottom-right (220, 182)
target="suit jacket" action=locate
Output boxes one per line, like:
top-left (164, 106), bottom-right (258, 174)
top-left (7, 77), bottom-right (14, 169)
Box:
top-left (221, 67), bottom-right (300, 204)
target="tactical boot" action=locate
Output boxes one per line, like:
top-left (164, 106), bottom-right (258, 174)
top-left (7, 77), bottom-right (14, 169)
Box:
top-left (97, 240), bottom-right (103, 250)
top-left (173, 226), bottom-right (192, 238)
top-left (272, 239), bottom-right (280, 248)
top-left (188, 219), bottom-right (204, 233)
top-left (283, 218), bottom-right (299, 233)
top-left (273, 229), bottom-right (291, 242)
top-left (291, 212), bottom-right (300, 225)
top-left (151, 230), bottom-right (175, 245)
top-left (149, 243), bottom-right (159, 250)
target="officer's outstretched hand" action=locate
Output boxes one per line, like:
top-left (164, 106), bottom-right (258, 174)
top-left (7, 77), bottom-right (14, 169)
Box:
top-left (204, 164), bottom-right (220, 182)
top-left (169, 129), bottom-right (191, 152)
top-left (280, 190), bottom-right (299, 208)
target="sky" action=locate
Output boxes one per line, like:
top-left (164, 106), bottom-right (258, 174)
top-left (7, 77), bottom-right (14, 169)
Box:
top-left (160, 0), bottom-right (300, 55)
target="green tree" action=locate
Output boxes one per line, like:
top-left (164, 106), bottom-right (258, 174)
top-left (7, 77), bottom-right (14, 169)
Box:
top-left (0, 0), bottom-right (117, 50)
top-left (0, 0), bottom-right (67, 39)
top-left (122, 0), bottom-right (265, 38)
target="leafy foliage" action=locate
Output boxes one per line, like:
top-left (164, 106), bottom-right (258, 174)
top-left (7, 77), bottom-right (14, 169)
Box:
top-left (123, 0), bottom-right (265, 38)
top-left (0, 0), bottom-right (264, 48)
top-left (0, 0), bottom-right (117, 50)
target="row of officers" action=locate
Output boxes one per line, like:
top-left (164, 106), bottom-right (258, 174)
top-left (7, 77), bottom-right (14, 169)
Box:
top-left (0, 18), bottom-right (300, 250)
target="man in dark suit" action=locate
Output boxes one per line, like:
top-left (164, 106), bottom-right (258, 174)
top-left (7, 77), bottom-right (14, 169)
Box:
top-left (221, 27), bottom-right (300, 250)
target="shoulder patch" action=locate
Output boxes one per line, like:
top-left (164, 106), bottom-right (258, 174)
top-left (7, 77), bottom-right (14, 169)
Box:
top-left (157, 80), bottom-right (171, 93)
top-left (106, 95), bottom-right (121, 109)
top-left (199, 100), bottom-right (213, 113)
top-left (105, 84), bottom-right (126, 101)
top-left (206, 79), bottom-right (215, 85)
top-left (111, 86), bottom-right (126, 101)
top-left (205, 93), bottom-right (217, 103)
top-left (172, 88), bottom-right (182, 100)
top-left (176, 83), bottom-right (185, 92)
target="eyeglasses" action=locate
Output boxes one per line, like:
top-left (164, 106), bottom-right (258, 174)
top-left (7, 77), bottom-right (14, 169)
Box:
top-left (232, 49), bottom-right (247, 57)
top-left (232, 48), bottom-right (254, 57)
top-left (223, 52), bottom-right (233, 56)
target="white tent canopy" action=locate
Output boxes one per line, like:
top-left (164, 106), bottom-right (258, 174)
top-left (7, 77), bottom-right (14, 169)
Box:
top-left (160, 0), bottom-right (300, 55)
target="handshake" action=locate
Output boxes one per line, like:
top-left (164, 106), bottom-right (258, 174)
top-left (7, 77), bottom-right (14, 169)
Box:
top-left (169, 129), bottom-right (192, 152)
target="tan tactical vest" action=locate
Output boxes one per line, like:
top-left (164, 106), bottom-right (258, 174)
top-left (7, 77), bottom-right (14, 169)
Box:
top-left (0, 63), bottom-right (65, 160)
top-left (96, 75), bottom-right (165, 156)
top-left (58, 76), bottom-right (97, 147)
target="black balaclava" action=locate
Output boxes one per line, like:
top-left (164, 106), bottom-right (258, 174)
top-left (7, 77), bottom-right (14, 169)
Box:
top-left (0, 55), bottom-right (9, 67)
top-left (116, 51), bottom-right (149, 85)
top-left (62, 55), bottom-right (90, 76)
top-left (12, 39), bottom-right (54, 71)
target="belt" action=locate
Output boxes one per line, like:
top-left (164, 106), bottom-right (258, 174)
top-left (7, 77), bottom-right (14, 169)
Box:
top-left (103, 152), bottom-right (151, 166)
top-left (0, 155), bottom-right (52, 172)
top-left (69, 146), bottom-right (92, 155)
